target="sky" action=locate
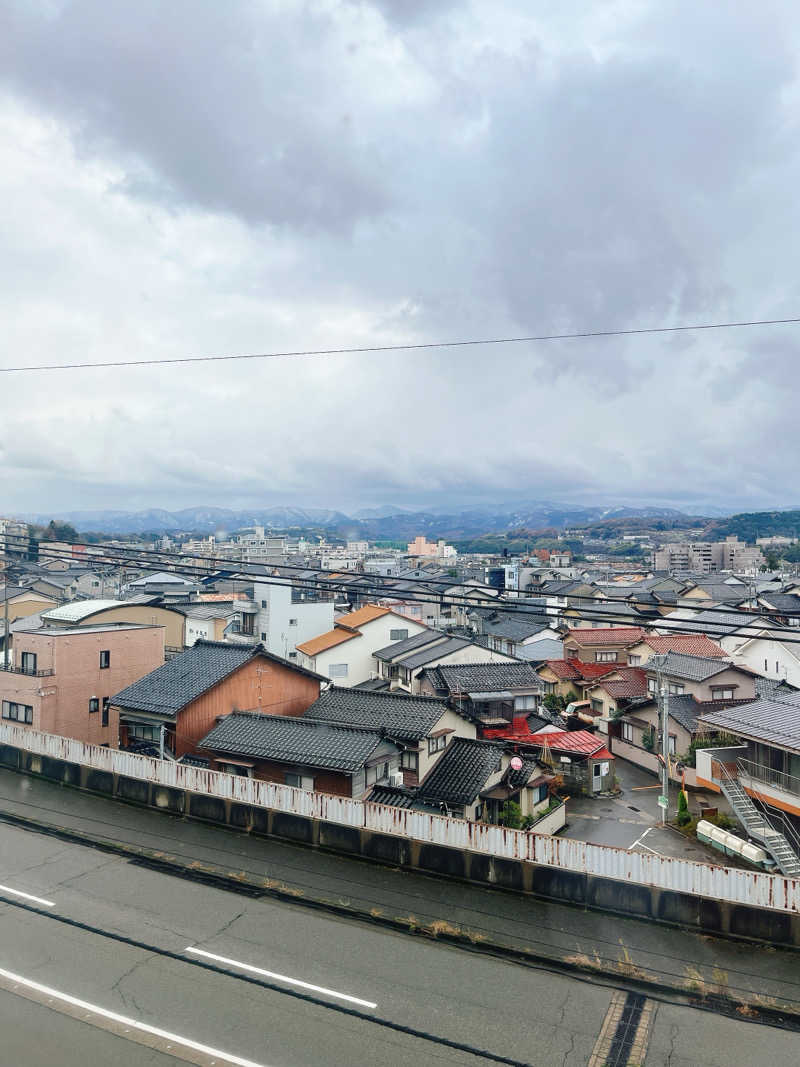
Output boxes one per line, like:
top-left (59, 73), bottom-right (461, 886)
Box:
top-left (1, 0), bottom-right (799, 517)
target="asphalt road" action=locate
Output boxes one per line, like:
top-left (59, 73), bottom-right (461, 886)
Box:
top-left (0, 814), bottom-right (797, 1065)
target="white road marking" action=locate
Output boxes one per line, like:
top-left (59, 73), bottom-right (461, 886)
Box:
top-left (0, 884), bottom-right (55, 908)
top-left (629, 827), bottom-right (657, 852)
top-left (186, 946), bottom-right (378, 1009)
top-left (0, 964), bottom-right (269, 1067)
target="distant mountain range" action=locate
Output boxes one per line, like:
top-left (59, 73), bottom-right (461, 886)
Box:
top-left (21, 502), bottom-right (729, 539)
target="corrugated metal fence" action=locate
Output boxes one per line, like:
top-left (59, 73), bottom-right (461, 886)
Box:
top-left (2, 722), bottom-right (798, 913)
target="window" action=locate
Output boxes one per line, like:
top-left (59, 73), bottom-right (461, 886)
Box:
top-left (668, 683), bottom-right (684, 696)
top-left (668, 734), bottom-right (677, 755)
top-left (647, 678), bottom-right (658, 694)
top-left (536, 783), bottom-right (549, 803)
top-left (591, 698), bottom-right (604, 715)
top-left (89, 698), bottom-right (99, 714)
top-left (401, 750), bottom-right (419, 772)
top-left (621, 721), bottom-right (633, 742)
top-left (628, 655), bottom-right (641, 666)
top-left (261, 632), bottom-right (267, 642)
top-left (328, 663), bottom-right (349, 678)
top-left (514, 694), bottom-right (536, 711)
top-left (261, 600), bottom-right (267, 608)
top-left (428, 734), bottom-right (447, 755)
top-left (289, 618), bottom-right (298, 626)
top-left (99, 650), bottom-right (110, 669)
top-left (129, 725), bottom-right (157, 740)
top-left (711, 687), bottom-right (735, 700)
top-left (285, 773), bottom-right (314, 790)
top-left (390, 628), bottom-right (409, 641)
top-left (596, 651), bottom-right (617, 663)
top-left (20, 652), bottom-right (37, 675)
top-left (102, 697), bottom-right (110, 727)
top-left (2, 701), bottom-right (33, 724)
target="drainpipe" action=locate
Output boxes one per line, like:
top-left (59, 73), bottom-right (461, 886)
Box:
top-left (159, 722), bottom-right (165, 761)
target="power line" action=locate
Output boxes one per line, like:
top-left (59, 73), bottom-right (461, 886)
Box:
top-left (3, 533), bottom-right (795, 634)
top-left (1, 316), bottom-right (799, 374)
top-left (6, 537), bottom-right (800, 647)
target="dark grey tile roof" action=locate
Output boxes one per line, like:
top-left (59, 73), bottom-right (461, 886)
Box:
top-left (372, 630), bottom-right (444, 662)
top-left (352, 677), bottom-right (390, 692)
top-left (367, 785), bottom-right (416, 809)
top-left (666, 694), bottom-right (703, 734)
top-left (422, 662), bottom-right (543, 694)
top-left (679, 609), bottom-right (769, 633)
top-left (200, 712), bottom-right (391, 772)
top-left (507, 756), bottom-right (540, 788)
top-left (758, 593), bottom-right (800, 614)
top-left (397, 636), bottom-right (473, 669)
top-left (112, 640), bottom-right (325, 718)
top-left (648, 652), bottom-right (732, 682)
top-left (305, 686), bottom-right (449, 741)
top-left (480, 615), bottom-right (551, 640)
top-left (756, 676), bottom-right (800, 700)
top-left (418, 738), bottom-right (504, 805)
top-left (700, 695), bottom-right (800, 754)
top-left (516, 638), bottom-right (564, 663)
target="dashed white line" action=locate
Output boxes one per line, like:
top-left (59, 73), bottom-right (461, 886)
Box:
top-left (0, 964), bottom-right (269, 1067)
top-left (186, 946), bottom-right (378, 1009)
top-left (0, 884), bottom-right (55, 908)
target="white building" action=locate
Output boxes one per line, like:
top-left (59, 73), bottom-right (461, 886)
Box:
top-left (296, 605), bottom-right (427, 685)
top-left (254, 579), bottom-right (334, 660)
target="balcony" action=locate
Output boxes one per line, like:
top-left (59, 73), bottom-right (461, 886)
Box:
top-left (0, 664), bottom-right (55, 678)
top-left (737, 757), bottom-right (800, 805)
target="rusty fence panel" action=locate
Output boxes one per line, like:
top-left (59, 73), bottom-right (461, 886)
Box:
top-left (2, 723), bottom-right (799, 912)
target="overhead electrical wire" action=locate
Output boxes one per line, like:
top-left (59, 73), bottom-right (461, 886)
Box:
top-left (1, 315), bottom-right (800, 374)
top-left (4, 535), bottom-right (800, 647)
top-left (3, 532), bottom-right (796, 636)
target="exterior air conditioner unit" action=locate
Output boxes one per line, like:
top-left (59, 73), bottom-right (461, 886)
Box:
top-left (389, 772), bottom-right (404, 787)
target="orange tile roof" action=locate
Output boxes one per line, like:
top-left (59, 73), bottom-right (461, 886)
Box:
top-left (296, 628), bottom-right (359, 656)
top-left (640, 634), bottom-right (727, 657)
top-left (564, 627), bottom-right (645, 646)
top-left (336, 604), bottom-right (391, 628)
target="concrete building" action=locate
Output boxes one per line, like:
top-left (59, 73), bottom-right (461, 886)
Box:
top-left (0, 623), bottom-right (164, 748)
top-left (296, 605), bottom-right (427, 684)
top-left (254, 580), bottom-right (334, 660)
top-left (653, 537), bottom-right (765, 574)
top-left (407, 537), bottom-right (456, 559)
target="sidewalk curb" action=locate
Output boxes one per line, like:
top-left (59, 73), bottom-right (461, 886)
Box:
top-left (2, 805), bottom-right (799, 1031)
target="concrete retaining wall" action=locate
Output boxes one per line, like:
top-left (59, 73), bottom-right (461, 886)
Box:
top-left (2, 741), bottom-right (799, 949)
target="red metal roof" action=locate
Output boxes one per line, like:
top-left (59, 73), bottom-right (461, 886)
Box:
top-left (528, 729), bottom-right (608, 756)
top-left (545, 658), bottom-right (617, 681)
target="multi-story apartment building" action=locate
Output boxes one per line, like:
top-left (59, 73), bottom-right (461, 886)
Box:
top-left (653, 536), bottom-right (765, 574)
top-left (0, 623), bottom-right (164, 747)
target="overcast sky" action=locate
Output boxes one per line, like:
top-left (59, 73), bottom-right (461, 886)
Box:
top-left (1, 1), bottom-right (799, 517)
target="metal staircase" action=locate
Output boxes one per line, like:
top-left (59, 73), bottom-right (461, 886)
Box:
top-left (718, 764), bottom-right (800, 877)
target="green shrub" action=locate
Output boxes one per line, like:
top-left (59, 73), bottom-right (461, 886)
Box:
top-left (500, 800), bottom-right (522, 829)
top-left (677, 789), bottom-right (690, 826)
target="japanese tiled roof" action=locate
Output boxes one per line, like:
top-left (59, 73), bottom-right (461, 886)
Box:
top-left (305, 685), bottom-right (450, 740)
top-left (418, 738), bottom-right (504, 805)
top-left (199, 712), bottom-right (389, 772)
top-left (423, 661), bottom-right (543, 694)
top-left (545, 658), bottom-right (618, 681)
top-left (564, 627), bottom-right (646, 646)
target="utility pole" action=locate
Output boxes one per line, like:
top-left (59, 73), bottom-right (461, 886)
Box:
top-left (657, 657), bottom-right (670, 824)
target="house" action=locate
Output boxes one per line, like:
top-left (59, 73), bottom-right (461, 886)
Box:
top-left (610, 653), bottom-right (760, 775)
top-left (624, 633), bottom-right (727, 667)
top-left (253, 578), bottom-right (335, 658)
top-left (296, 605), bottom-right (427, 685)
top-left (418, 661), bottom-right (543, 728)
top-left (0, 623), bottom-right (164, 747)
top-left (372, 629), bottom-right (518, 694)
top-left (111, 640), bottom-right (327, 758)
top-left (524, 729), bottom-right (615, 795)
top-left (414, 737), bottom-right (556, 824)
top-left (40, 599), bottom-right (188, 655)
top-left (696, 692), bottom-right (800, 818)
top-left (515, 637), bottom-right (564, 665)
top-left (562, 627), bottom-right (646, 665)
top-left (301, 686), bottom-right (475, 786)
top-left (536, 658), bottom-right (618, 701)
top-left (672, 611), bottom-right (800, 689)
top-left (125, 571), bottom-right (201, 599)
top-left (198, 712), bottom-right (400, 798)
top-left (471, 609), bottom-right (560, 658)
top-left (180, 601), bottom-right (258, 647)
top-left (583, 667), bottom-right (649, 733)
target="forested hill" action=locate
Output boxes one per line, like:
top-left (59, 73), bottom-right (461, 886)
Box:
top-left (707, 510), bottom-right (800, 541)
